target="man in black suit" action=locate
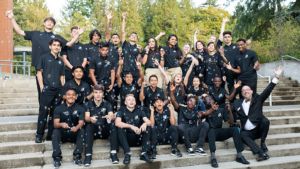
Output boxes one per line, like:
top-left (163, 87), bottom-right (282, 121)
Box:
top-left (233, 66), bottom-right (283, 161)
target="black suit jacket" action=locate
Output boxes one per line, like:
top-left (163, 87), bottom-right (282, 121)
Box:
top-left (233, 82), bottom-right (277, 130)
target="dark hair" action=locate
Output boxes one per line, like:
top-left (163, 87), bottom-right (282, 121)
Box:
top-left (99, 42), bottom-right (110, 48)
top-left (207, 41), bottom-right (216, 48)
top-left (202, 95), bottom-right (215, 110)
top-left (187, 95), bottom-right (198, 104)
top-left (64, 87), bottom-right (77, 95)
top-left (147, 37), bottom-right (158, 51)
top-left (93, 84), bottom-right (105, 92)
top-left (149, 74), bottom-right (158, 81)
top-left (44, 17), bottom-right (56, 25)
top-left (111, 33), bottom-right (120, 38)
top-left (167, 34), bottom-right (180, 49)
top-left (72, 65), bottom-right (84, 72)
top-left (195, 40), bottom-right (206, 50)
top-left (49, 38), bottom-right (62, 46)
top-left (236, 38), bottom-right (246, 43)
top-left (89, 29), bottom-right (101, 41)
top-left (223, 31), bottom-right (232, 36)
top-left (70, 26), bottom-right (79, 32)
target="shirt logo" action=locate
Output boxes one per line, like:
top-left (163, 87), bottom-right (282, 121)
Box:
top-left (78, 46), bottom-right (82, 50)
top-left (135, 115), bottom-right (139, 120)
top-left (218, 112), bottom-right (222, 117)
top-left (245, 54), bottom-right (248, 59)
top-left (72, 110), bottom-right (78, 115)
top-left (51, 35), bottom-right (56, 39)
top-left (63, 111), bottom-right (70, 116)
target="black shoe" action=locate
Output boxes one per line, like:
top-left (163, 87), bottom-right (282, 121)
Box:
top-left (187, 147), bottom-right (196, 156)
top-left (261, 143), bottom-right (268, 153)
top-left (84, 155), bottom-right (92, 167)
top-left (150, 150), bottom-right (157, 159)
top-left (211, 158), bottom-right (218, 168)
top-left (73, 156), bottom-right (82, 166)
top-left (140, 153), bottom-right (152, 163)
top-left (46, 135), bottom-right (52, 141)
top-left (35, 136), bottom-right (43, 143)
top-left (195, 147), bottom-right (207, 156)
top-left (123, 153), bottom-right (131, 165)
top-left (236, 155), bottom-right (250, 164)
top-left (53, 158), bottom-right (61, 169)
top-left (171, 148), bottom-right (183, 157)
top-left (256, 153), bottom-right (269, 161)
top-left (110, 153), bottom-right (119, 164)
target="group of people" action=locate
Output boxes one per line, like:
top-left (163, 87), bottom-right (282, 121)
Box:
top-left (5, 10), bottom-right (283, 168)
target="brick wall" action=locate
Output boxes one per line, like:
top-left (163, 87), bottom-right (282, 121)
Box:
top-left (0, 0), bottom-right (13, 73)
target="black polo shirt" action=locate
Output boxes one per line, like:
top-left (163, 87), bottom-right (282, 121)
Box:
top-left (163, 46), bottom-right (182, 68)
top-left (143, 86), bottom-right (165, 107)
top-left (119, 83), bottom-right (140, 106)
top-left (61, 42), bottom-right (87, 69)
top-left (89, 55), bottom-right (113, 86)
top-left (108, 42), bottom-right (119, 70)
top-left (192, 50), bottom-right (206, 76)
top-left (181, 57), bottom-right (196, 88)
top-left (85, 42), bottom-right (99, 61)
top-left (223, 44), bottom-right (239, 67)
top-left (208, 86), bottom-right (228, 108)
top-left (206, 108), bottom-right (227, 129)
top-left (84, 100), bottom-right (112, 125)
top-left (186, 86), bottom-right (207, 97)
top-left (122, 41), bottom-right (139, 76)
top-left (154, 107), bottom-right (171, 132)
top-left (178, 105), bottom-right (198, 126)
top-left (53, 102), bottom-right (85, 128)
top-left (167, 83), bottom-right (186, 105)
top-left (143, 49), bottom-right (161, 69)
top-left (116, 106), bottom-right (146, 127)
top-left (64, 79), bottom-right (91, 104)
top-left (202, 53), bottom-right (225, 86)
top-left (36, 53), bottom-right (64, 89)
top-left (237, 49), bottom-right (258, 81)
top-left (24, 31), bottom-right (67, 68)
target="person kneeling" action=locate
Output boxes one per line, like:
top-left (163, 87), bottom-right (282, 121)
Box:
top-left (150, 97), bottom-right (182, 159)
top-left (83, 84), bottom-right (119, 166)
top-left (52, 88), bottom-right (85, 168)
top-left (202, 95), bottom-right (249, 168)
top-left (115, 94), bottom-right (152, 164)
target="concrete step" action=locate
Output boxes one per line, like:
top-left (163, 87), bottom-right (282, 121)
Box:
top-left (264, 106), bottom-right (300, 117)
top-left (0, 103), bottom-right (38, 109)
top-left (0, 141), bottom-right (44, 155)
top-left (264, 100), bottom-right (300, 106)
top-left (0, 115), bottom-right (36, 132)
top-left (269, 116), bottom-right (300, 125)
top-left (10, 143), bottom-right (300, 169)
top-left (0, 88), bottom-right (36, 93)
top-left (167, 154), bottom-right (300, 169)
top-left (0, 108), bottom-right (38, 117)
top-left (0, 98), bottom-right (38, 105)
top-left (0, 92), bottom-right (37, 98)
top-left (271, 95), bottom-right (300, 100)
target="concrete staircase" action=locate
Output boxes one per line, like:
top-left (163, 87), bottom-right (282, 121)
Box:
top-left (0, 77), bottom-right (300, 169)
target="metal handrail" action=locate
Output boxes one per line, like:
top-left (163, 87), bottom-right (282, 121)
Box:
top-left (281, 55), bottom-right (300, 62)
top-left (257, 73), bottom-right (272, 106)
top-left (0, 59), bottom-right (31, 78)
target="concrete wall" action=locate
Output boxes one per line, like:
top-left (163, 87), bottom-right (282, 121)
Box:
top-left (258, 60), bottom-right (300, 82)
top-left (0, 0), bottom-right (13, 73)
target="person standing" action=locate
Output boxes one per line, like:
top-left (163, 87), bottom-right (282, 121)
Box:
top-left (35, 39), bottom-right (65, 143)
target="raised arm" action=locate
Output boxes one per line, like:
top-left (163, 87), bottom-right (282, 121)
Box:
top-left (5, 10), bottom-right (25, 36)
top-left (193, 30), bottom-right (198, 49)
top-left (260, 66), bottom-right (283, 102)
top-left (105, 11), bottom-right (113, 42)
top-left (136, 61), bottom-right (144, 86)
top-left (155, 32), bottom-right (166, 41)
top-left (169, 84), bottom-right (179, 109)
top-left (66, 27), bottom-right (84, 47)
top-left (218, 17), bottom-right (229, 42)
top-left (183, 59), bottom-right (195, 87)
top-left (121, 12), bottom-right (127, 43)
top-left (168, 104), bottom-right (176, 125)
top-left (116, 57), bottom-right (124, 87)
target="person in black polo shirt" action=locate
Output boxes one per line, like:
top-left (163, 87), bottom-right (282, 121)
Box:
top-left (170, 86), bottom-right (209, 156)
top-left (233, 66), bottom-right (283, 162)
top-left (115, 94), bottom-right (152, 164)
top-left (116, 57), bottom-right (143, 107)
top-left (63, 66), bottom-right (92, 105)
top-left (202, 42), bottom-right (226, 87)
top-left (150, 97), bottom-right (182, 158)
top-left (236, 38), bottom-right (260, 95)
top-left (83, 84), bottom-right (119, 166)
top-left (140, 75), bottom-right (165, 108)
top-left (5, 10), bottom-right (83, 97)
top-left (218, 31), bottom-right (241, 93)
top-left (85, 29), bottom-right (102, 61)
top-left (61, 26), bottom-right (88, 82)
top-left (51, 88), bottom-right (85, 168)
top-left (89, 42), bottom-right (115, 106)
top-left (121, 12), bottom-right (142, 83)
top-left (35, 39), bottom-right (65, 143)
top-left (201, 95), bottom-right (249, 168)
top-left (163, 34), bottom-right (184, 81)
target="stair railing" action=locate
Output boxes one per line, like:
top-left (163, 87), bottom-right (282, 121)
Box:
top-left (257, 73), bottom-right (272, 106)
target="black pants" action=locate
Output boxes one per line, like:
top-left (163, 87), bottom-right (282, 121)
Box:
top-left (240, 117), bottom-right (270, 154)
top-left (118, 127), bottom-right (150, 154)
top-left (52, 128), bottom-right (84, 160)
top-left (85, 123), bottom-right (118, 155)
top-left (208, 127), bottom-right (244, 153)
top-left (178, 122), bottom-right (209, 149)
top-left (151, 126), bottom-right (179, 149)
top-left (36, 87), bottom-right (62, 139)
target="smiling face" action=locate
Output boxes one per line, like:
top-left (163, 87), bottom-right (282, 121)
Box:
top-left (213, 77), bottom-right (222, 88)
top-left (129, 33), bottom-right (138, 43)
top-left (49, 41), bottom-right (62, 55)
top-left (72, 68), bottom-right (83, 80)
top-left (43, 19), bottom-right (55, 31)
top-left (241, 85), bottom-right (253, 101)
top-left (237, 40), bottom-right (246, 52)
top-left (148, 38), bottom-right (156, 48)
top-left (187, 97), bottom-right (196, 109)
top-left (207, 43), bottom-right (216, 53)
top-left (111, 34), bottom-right (120, 45)
top-left (154, 99), bottom-right (164, 112)
top-left (192, 77), bottom-right (201, 88)
top-left (168, 36), bottom-right (178, 47)
top-left (92, 33), bottom-right (101, 44)
top-left (196, 41), bottom-right (204, 50)
top-left (93, 89), bottom-right (104, 102)
top-left (65, 89), bottom-right (77, 105)
top-left (223, 34), bottom-right (232, 45)
top-left (149, 76), bottom-right (158, 88)
top-left (125, 94), bottom-right (136, 109)
top-left (99, 47), bottom-right (109, 57)
top-left (174, 73), bottom-right (182, 84)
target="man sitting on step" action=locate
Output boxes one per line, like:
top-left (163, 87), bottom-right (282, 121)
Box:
top-left (83, 84), bottom-right (119, 166)
top-left (232, 65), bottom-right (283, 161)
top-left (52, 87), bottom-right (85, 168)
